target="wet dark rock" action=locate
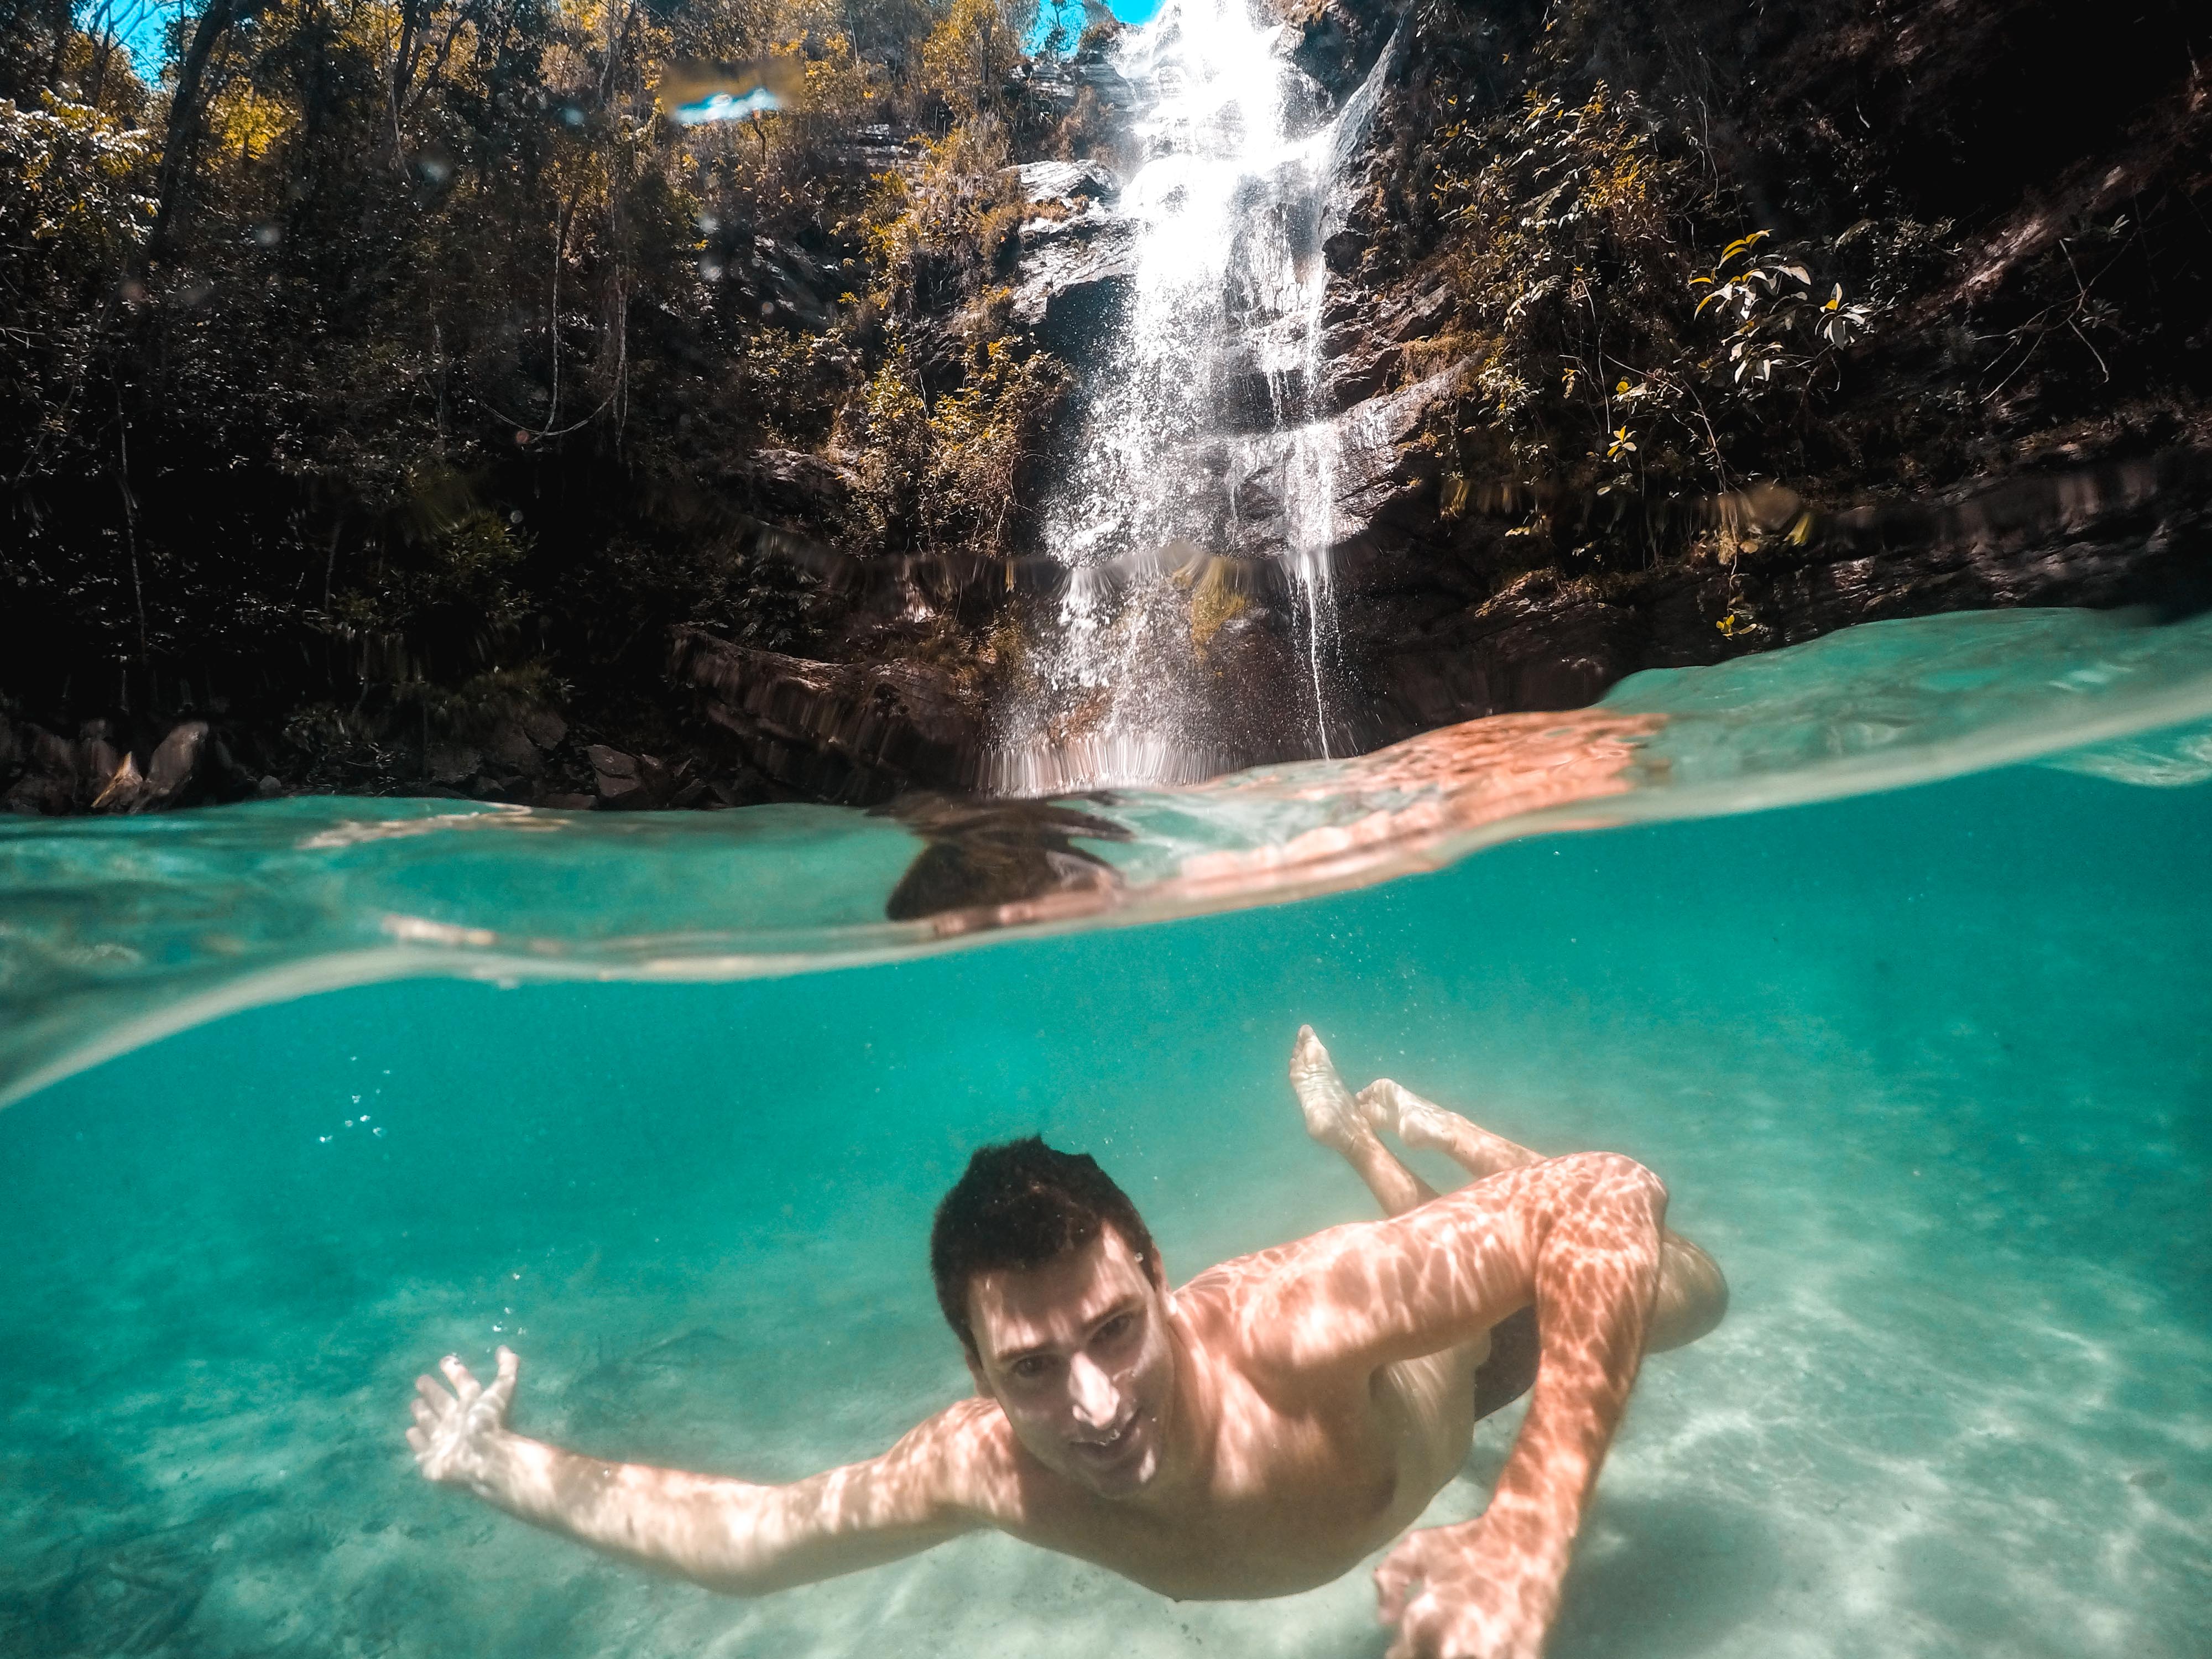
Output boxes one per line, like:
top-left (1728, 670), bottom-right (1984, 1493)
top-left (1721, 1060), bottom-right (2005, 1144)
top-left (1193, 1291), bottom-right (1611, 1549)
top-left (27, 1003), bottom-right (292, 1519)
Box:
top-left (586, 744), bottom-right (685, 809)
top-left (1006, 161), bottom-right (1135, 356)
top-left (712, 232), bottom-right (844, 331)
top-left (670, 627), bottom-right (982, 804)
top-left (480, 721), bottom-right (541, 775)
top-left (6, 718), bottom-right (228, 815)
top-left (823, 124), bottom-right (922, 176)
top-left (145, 721), bottom-right (208, 804)
top-left (78, 720), bottom-right (122, 804)
top-left (1073, 55), bottom-right (1140, 113)
top-left (1273, 0), bottom-right (1402, 106)
top-left (1322, 227), bottom-right (1367, 275)
top-left (424, 743), bottom-right (482, 786)
top-left (521, 708), bottom-right (568, 750)
top-left (738, 447), bottom-right (857, 525)
top-left (1218, 368), bottom-right (1457, 564)
top-left (1343, 448), bottom-right (2212, 748)
top-left (2, 723), bottom-right (80, 815)
top-left (1316, 281), bottom-right (1449, 410)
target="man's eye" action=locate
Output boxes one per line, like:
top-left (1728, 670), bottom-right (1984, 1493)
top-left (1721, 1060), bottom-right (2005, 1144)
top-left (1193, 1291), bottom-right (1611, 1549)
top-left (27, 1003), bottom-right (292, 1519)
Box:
top-left (1097, 1313), bottom-right (1135, 1343)
top-left (1010, 1357), bottom-right (1051, 1380)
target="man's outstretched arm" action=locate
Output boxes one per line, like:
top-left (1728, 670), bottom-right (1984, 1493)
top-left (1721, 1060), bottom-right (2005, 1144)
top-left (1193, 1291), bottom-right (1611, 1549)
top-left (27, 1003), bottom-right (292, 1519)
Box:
top-left (1253, 1152), bottom-right (1667, 1659)
top-left (406, 1348), bottom-right (990, 1593)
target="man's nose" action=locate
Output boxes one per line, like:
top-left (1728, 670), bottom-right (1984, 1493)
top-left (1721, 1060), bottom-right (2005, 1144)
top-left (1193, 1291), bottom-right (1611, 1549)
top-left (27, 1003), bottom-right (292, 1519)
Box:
top-left (1067, 1352), bottom-right (1121, 1428)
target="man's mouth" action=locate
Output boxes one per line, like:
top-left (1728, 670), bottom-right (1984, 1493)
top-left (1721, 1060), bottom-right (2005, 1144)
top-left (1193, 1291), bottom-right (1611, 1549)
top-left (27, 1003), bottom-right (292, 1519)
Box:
top-left (1070, 1418), bottom-right (1141, 1465)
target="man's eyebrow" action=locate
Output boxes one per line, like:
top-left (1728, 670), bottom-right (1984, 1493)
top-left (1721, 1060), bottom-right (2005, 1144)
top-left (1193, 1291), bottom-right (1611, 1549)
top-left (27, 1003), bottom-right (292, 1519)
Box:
top-left (1089, 1296), bottom-right (1144, 1330)
top-left (992, 1297), bottom-right (1146, 1366)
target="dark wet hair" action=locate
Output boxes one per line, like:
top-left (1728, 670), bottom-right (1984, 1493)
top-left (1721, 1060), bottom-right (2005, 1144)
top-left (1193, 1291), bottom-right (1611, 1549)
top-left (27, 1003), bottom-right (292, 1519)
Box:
top-left (930, 1137), bottom-right (1160, 1355)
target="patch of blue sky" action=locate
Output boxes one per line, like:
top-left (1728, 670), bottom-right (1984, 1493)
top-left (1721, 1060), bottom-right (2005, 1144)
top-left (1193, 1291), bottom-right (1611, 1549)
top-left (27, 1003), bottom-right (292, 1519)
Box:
top-left (82, 0), bottom-right (181, 75)
top-left (105, 0), bottom-right (1160, 79)
top-left (1030, 0), bottom-right (1162, 52)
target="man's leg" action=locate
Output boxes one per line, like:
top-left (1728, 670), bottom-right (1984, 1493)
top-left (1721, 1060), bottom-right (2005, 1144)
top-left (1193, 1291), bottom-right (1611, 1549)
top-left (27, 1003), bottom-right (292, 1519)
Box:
top-left (1290, 1025), bottom-right (1436, 1218)
top-left (1359, 1074), bottom-right (1729, 1353)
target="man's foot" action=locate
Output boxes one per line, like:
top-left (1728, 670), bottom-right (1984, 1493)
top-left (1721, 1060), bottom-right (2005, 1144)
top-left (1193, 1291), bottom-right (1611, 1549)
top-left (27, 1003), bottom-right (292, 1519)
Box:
top-left (1360, 1078), bottom-right (1543, 1181)
top-left (1290, 1025), bottom-right (1371, 1154)
top-left (1356, 1077), bottom-right (1459, 1153)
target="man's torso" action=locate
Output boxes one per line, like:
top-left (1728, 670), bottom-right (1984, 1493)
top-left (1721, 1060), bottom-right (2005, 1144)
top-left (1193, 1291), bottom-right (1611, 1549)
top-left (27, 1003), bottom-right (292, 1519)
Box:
top-left (947, 1259), bottom-right (1494, 1599)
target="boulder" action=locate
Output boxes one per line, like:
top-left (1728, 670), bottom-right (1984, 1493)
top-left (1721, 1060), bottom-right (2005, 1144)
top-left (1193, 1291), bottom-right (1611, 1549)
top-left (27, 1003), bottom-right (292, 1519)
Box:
top-left (714, 233), bottom-right (845, 330)
top-left (145, 721), bottom-right (208, 805)
top-left (1005, 161), bottom-right (1136, 355)
top-left (89, 752), bottom-right (147, 813)
top-left (669, 628), bottom-right (982, 804)
top-left (1270, 0), bottom-right (1404, 105)
top-left (739, 447), bottom-right (856, 524)
top-left (4, 724), bottom-right (83, 815)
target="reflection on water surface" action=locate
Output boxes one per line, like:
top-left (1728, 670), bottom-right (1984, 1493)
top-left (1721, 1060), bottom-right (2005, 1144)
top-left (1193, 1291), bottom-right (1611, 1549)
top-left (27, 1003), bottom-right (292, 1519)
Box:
top-left (3, 606), bottom-right (2210, 1105)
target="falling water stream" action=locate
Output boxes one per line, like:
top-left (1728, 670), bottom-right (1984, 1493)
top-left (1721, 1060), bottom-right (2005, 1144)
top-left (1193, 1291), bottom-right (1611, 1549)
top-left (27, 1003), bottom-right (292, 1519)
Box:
top-left (994, 0), bottom-right (1394, 791)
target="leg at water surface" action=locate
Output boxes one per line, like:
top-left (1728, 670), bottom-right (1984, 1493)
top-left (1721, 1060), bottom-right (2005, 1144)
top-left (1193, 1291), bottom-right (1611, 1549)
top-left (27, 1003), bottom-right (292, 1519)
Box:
top-left (1294, 1027), bottom-right (1729, 1355)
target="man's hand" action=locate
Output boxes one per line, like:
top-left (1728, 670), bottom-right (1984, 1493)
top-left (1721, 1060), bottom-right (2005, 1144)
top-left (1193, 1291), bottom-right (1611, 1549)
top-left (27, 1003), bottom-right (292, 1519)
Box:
top-left (408, 1345), bottom-right (521, 1493)
top-left (1375, 1514), bottom-right (1560, 1659)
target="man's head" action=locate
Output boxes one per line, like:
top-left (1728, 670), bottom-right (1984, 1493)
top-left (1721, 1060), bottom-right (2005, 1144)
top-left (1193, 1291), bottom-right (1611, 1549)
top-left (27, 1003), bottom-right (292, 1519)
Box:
top-left (930, 1139), bottom-right (1176, 1498)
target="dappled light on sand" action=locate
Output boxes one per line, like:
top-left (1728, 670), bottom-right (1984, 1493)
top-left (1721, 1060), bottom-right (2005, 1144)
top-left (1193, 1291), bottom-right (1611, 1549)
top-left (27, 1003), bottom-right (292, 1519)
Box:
top-left (408, 1029), bottom-right (1724, 1658)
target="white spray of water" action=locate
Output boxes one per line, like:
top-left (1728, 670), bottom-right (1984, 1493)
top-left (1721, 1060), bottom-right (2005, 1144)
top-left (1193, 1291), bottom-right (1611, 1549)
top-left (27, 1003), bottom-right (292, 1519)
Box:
top-left (988, 0), bottom-right (1392, 794)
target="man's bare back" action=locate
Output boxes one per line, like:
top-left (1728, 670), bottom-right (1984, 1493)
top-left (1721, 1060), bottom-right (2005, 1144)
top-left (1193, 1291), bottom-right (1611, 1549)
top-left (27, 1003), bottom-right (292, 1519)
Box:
top-left (408, 1029), bottom-right (1726, 1658)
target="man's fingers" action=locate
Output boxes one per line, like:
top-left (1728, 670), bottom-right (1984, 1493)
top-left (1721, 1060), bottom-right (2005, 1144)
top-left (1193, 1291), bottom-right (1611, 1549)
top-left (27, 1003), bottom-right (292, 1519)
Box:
top-left (414, 1373), bottom-right (450, 1407)
top-left (488, 1344), bottom-right (521, 1408)
top-left (439, 1354), bottom-right (480, 1405)
top-left (409, 1396), bottom-right (436, 1429)
top-left (405, 1425), bottom-right (427, 1455)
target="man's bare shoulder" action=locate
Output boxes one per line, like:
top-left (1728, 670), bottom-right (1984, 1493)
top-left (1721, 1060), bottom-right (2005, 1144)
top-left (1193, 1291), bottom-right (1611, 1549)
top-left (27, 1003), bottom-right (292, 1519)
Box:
top-left (890, 1392), bottom-right (1025, 1518)
top-left (1170, 1226), bottom-right (1386, 1365)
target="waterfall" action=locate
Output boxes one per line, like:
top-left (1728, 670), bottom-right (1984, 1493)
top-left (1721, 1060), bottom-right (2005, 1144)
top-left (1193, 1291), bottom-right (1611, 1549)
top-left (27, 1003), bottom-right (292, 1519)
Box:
top-left (985, 0), bottom-right (1395, 795)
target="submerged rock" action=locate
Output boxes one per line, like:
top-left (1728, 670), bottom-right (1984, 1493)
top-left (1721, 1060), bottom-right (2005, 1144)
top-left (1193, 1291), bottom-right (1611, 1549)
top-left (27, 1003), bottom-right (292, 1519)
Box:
top-left (880, 795), bottom-right (1130, 921)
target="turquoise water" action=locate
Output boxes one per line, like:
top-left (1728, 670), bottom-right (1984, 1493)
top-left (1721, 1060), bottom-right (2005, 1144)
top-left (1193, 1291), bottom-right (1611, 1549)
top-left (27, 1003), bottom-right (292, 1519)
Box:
top-left (3, 611), bottom-right (2210, 1655)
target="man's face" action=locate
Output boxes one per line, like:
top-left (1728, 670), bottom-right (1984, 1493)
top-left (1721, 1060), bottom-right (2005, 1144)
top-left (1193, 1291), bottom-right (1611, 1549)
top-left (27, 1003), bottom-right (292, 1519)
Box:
top-left (964, 1227), bottom-right (1176, 1499)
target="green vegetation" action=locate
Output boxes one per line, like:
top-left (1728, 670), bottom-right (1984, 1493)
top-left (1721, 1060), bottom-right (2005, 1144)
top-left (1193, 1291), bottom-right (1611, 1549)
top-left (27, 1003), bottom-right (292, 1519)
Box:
top-left (1345, 0), bottom-right (2209, 607)
top-left (4, 0), bottom-right (2205, 803)
top-left (0, 0), bottom-right (1070, 796)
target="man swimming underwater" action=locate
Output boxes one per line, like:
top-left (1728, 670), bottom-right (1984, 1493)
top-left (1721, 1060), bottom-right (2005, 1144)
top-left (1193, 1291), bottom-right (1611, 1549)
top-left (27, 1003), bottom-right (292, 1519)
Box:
top-left (406, 1028), bottom-right (1727, 1659)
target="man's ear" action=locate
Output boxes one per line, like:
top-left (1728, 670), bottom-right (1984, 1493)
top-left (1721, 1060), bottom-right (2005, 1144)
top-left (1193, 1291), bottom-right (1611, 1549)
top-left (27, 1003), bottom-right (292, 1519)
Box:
top-left (963, 1346), bottom-right (995, 1400)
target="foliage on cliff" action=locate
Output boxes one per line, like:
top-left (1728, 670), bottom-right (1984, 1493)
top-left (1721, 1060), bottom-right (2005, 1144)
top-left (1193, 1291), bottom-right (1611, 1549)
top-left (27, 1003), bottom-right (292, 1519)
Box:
top-left (0, 0), bottom-right (1072, 804)
top-left (1324, 0), bottom-right (2211, 596)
